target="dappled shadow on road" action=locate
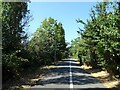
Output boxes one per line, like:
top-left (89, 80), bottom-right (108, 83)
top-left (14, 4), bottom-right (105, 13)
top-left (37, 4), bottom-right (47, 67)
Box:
top-left (34, 67), bottom-right (100, 86)
top-left (71, 67), bottom-right (100, 85)
top-left (37, 75), bottom-right (70, 85)
top-left (57, 60), bottom-right (80, 67)
top-left (72, 74), bottom-right (99, 85)
top-left (62, 59), bottom-right (79, 62)
top-left (73, 88), bottom-right (109, 90)
top-left (35, 66), bottom-right (70, 85)
top-left (30, 87), bottom-right (109, 90)
top-left (85, 68), bottom-right (102, 74)
top-left (32, 59), bottom-right (102, 88)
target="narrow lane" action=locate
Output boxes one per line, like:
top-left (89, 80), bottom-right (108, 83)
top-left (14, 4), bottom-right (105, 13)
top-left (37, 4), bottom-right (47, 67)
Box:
top-left (30, 58), bottom-right (108, 90)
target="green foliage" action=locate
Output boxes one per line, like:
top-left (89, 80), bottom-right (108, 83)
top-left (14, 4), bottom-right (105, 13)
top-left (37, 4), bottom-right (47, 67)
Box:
top-left (70, 37), bottom-right (81, 58)
top-left (2, 2), bottom-right (31, 82)
top-left (2, 53), bottom-right (29, 81)
top-left (28, 17), bottom-right (67, 66)
top-left (71, 2), bottom-right (120, 77)
top-left (2, 2), bottom-right (30, 53)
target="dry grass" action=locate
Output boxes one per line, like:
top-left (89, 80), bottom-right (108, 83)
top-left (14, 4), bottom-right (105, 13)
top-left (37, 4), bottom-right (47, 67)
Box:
top-left (2, 63), bottom-right (58, 89)
top-left (3, 61), bottom-right (120, 89)
top-left (81, 65), bottom-right (120, 89)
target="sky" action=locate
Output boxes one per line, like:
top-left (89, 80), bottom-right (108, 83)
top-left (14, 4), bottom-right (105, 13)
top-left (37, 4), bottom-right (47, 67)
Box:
top-left (28, 2), bottom-right (97, 43)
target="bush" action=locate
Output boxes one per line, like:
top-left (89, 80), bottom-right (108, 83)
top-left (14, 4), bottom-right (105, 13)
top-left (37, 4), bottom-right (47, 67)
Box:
top-left (2, 53), bottom-right (29, 82)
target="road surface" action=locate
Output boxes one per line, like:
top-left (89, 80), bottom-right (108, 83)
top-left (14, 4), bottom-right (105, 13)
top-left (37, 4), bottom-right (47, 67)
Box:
top-left (30, 58), bottom-right (108, 90)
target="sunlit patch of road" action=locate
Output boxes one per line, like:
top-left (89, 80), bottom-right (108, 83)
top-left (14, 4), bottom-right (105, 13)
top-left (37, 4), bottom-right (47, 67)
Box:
top-left (30, 58), bottom-right (108, 90)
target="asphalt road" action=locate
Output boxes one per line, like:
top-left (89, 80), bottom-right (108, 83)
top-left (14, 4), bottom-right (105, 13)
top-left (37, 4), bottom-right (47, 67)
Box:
top-left (30, 58), bottom-right (108, 90)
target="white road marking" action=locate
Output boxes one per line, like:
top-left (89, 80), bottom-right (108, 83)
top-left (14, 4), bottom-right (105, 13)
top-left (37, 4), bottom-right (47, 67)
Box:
top-left (70, 60), bottom-right (73, 90)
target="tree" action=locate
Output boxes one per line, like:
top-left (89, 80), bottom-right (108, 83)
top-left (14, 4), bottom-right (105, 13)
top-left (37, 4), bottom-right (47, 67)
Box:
top-left (2, 2), bottom-right (30, 53)
top-left (2, 2), bottom-right (31, 82)
top-left (29, 17), bottom-right (67, 65)
top-left (76, 2), bottom-right (120, 76)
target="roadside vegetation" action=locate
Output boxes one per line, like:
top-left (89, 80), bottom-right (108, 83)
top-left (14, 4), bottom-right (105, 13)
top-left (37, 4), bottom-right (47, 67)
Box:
top-left (2, 1), bottom-right (68, 89)
top-left (70, 2), bottom-right (120, 87)
top-left (2, 1), bottom-right (120, 90)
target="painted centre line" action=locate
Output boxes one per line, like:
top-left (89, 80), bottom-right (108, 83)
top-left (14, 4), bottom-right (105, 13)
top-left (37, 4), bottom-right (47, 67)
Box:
top-left (70, 60), bottom-right (73, 90)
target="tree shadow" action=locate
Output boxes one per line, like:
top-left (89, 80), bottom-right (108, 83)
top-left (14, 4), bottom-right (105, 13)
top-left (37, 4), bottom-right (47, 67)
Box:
top-left (57, 63), bottom-right (80, 67)
top-left (29, 88), bottom-right (109, 90)
top-left (72, 88), bottom-right (109, 90)
top-left (85, 68), bottom-right (102, 74)
top-left (62, 59), bottom-right (79, 62)
top-left (33, 67), bottom-right (100, 86)
top-left (31, 59), bottom-right (104, 88)
top-left (57, 60), bottom-right (80, 67)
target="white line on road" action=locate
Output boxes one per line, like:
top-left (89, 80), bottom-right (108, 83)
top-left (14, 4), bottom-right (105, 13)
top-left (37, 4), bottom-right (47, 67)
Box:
top-left (70, 59), bottom-right (73, 90)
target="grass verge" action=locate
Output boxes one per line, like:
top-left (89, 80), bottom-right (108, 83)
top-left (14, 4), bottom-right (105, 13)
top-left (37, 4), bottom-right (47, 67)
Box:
top-left (81, 65), bottom-right (120, 90)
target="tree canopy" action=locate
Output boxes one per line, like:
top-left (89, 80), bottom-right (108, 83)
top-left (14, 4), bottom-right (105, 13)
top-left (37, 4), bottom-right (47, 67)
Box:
top-left (70, 2), bottom-right (120, 77)
top-left (29, 17), bottom-right (67, 65)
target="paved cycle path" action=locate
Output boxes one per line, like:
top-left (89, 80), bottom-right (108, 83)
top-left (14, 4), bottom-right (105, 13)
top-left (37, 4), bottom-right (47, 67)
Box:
top-left (30, 58), bottom-right (108, 90)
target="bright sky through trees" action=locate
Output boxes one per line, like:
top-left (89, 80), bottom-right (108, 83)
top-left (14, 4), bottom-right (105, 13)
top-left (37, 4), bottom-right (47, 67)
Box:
top-left (28, 2), bottom-right (97, 43)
